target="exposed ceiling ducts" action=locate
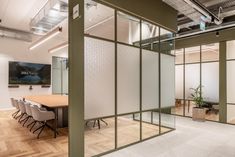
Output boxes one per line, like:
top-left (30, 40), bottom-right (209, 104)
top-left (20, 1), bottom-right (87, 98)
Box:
top-left (30, 0), bottom-right (68, 35)
top-left (163, 0), bottom-right (235, 35)
top-left (0, 26), bottom-right (32, 42)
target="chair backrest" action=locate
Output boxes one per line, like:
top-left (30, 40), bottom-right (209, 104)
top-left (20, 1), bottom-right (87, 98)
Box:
top-left (10, 98), bottom-right (16, 107)
top-left (18, 101), bottom-right (26, 113)
top-left (14, 100), bottom-right (20, 109)
top-left (25, 103), bottom-right (32, 116)
top-left (31, 105), bottom-right (42, 121)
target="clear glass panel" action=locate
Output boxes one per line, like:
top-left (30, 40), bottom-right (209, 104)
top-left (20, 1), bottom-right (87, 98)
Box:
top-left (141, 111), bottom-right (160, 139)
top-left (161, 54), bottom-right (175, 130)
top-left (160, 28), bottom-right (174, 55)
top-left (201, 43), bottom-right (219, 62)
top-left (142, 49), bottom-right (159, 111)
top-left (85, 37), bottom-right (115, 119)
top-left (85, 0), bottom-right (114, 40)
top-left (85, 117), bottom-right (115, 157)
top-left (227, 61), bottom-right (235, 103)
top-left (173, 65), bottom-right (184, 116)
top-left (185, 46), bottom-right (200, 64)
top-left (175, 49), bottom-right (184, 64)
top-left (117, 11), bottom-right (140, 46)
top-left (202, 62), bottom-right (219, 121)
top-left (227, 104), bottom-right (235, 124)
top-left (52, 57), bottom-right (68, 94)
top-left (118, 114), bottom-right (140, 147)
top-left (227, 40), bottom-right (235, 60)
top-left (185, 64), bottom-right (200, 117)
top-left (141, 21), bottom-right (159, 51)
top-left (117, 44), bottom-right (140, 114)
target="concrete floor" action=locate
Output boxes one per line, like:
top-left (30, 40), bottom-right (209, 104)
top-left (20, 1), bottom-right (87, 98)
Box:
top-left (104, 116), bottom-right (235, 157)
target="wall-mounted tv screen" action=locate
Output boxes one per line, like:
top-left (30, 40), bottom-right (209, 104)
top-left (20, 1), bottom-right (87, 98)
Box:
top-left (9, 61), bottom-right (51, 85)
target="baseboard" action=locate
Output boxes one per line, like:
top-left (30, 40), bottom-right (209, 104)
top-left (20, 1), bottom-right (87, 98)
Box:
top-left (0, 107), bottom-right (15, 111)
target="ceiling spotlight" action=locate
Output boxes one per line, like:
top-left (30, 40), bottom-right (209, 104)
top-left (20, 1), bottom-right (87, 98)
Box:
top-left (216, 31), bottom-right (219, 37)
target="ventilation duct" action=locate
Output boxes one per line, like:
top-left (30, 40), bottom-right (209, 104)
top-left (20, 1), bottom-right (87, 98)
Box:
top-left (0, 26), bottom-right (32, 42)
top-left (30, 0), bottom-right (68, 35)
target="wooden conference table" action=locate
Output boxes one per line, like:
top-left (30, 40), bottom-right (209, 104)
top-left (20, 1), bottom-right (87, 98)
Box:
top-left (24, 95), bottom-right (68, 138)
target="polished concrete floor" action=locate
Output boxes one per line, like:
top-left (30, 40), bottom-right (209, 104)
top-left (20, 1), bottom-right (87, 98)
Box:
top-left (105, 116), bottom-right (235, 157)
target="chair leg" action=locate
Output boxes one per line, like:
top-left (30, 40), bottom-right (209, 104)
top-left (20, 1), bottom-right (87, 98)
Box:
top-left (30, 121), bottom-right (37, 132)
top-left (18, 113), bottom-right (24, 122)
top-left (97, 120), bottom-right (100, 129)
top-left (37, 124), bottom-right (46, 139)
top-left (93, 120), bottom-right (96, 128)
top-left (33, 123), bottom-right (45, 134)
top-left (19, 115), bottom-right (28, 124)
top-left (23, 116), bottom-right (30, 127)
top-left (27, 120), bottom-right (35, 128)
top-left (12, 110), bottom-right (20, 118)
top-left (100, 119), bottom-right (108, 126)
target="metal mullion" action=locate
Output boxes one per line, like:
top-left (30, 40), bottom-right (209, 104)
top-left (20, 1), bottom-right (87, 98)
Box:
top-left (183, 48), bottom-right (186, 116)
top-left (140, 19), bottom-right (142, 141)
top-left (114, 9), bottom-right (118, 149)
top-left (158, 27), bottom-right (161, 134)
top-left (200, 45), bottom-right (202, 98)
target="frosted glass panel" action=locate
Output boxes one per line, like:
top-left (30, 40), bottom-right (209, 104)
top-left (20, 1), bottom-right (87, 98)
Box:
top-left (175, 65), bottom-right (183, 99)
top-left (185, 46), bottom-right (200, 63)
top-left (185, 64), bottom-right (200, 99)
top-left (142, 49), bottom-right (159, 110)
top-left (227, 104), bottom-right (235, 123)
top-left (117, 44), bottom-right (140, 114)
top-left (161, 54), bottom-right (175, 108)
top-left (201, 43), bottom-right (219, 62)
top-left (201, 62), bottom-right (219, 102)
top-left (227, 61), bottom-right (235, 103)
top-left (85, 37), bottom-right (115, 119)
top-left (227, 40), bottom-right (235, 59)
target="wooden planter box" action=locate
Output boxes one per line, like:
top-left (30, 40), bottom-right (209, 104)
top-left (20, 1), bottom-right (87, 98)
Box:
top-left (192, 107), bottom-right (206, 121)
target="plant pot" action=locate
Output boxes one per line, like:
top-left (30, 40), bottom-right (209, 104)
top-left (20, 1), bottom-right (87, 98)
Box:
top-left (192, 107), bottom-right (206, 121)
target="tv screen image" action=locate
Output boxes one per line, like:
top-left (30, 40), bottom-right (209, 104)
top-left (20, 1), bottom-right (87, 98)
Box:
top-left (9, 61), bottom-right (51, 85)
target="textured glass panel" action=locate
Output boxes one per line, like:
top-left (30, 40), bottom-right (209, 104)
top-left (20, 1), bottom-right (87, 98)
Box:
top-left (117, 44), bottom-right (140, 114)
top-left (117, 11), bottom-right (140, 46)
top-left (85, 37), bottom-right (115, 119)
top-left (201, 62), bottom-right (219, 102)
top-left (227, 40), bottom-right (235, 60)
top-left (142, 49), bottom-right (159, 110)
top-left (117, 114), bottom-right (140, 147)
top-left (185, 46), bottom-right (200, 63)
top-left (227, 61), bottom-right (235, 103)
top-left (85, 1), bottom-right (114, 40)
top-left (227, 104), bottom-right (235, 124)
top-left (161, 54), bottom-right (175, 108)
top-left (185, 64), bottom-right (200, 99)
top-left (202, 43), bottom-right (219, 62)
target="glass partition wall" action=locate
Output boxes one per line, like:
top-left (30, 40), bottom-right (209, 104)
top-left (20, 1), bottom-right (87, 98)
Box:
top-left (84, 1), bottom-right (175, 156)
top-left (174, 43), bottom-right (219, 121)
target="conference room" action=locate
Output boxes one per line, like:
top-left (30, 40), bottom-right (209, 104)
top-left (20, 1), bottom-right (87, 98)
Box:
top-left (0, 0), bottom-right (176, 156)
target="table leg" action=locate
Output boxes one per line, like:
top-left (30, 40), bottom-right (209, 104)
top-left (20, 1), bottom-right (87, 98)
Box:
top-left (54, 108), bottom-right (58, 138)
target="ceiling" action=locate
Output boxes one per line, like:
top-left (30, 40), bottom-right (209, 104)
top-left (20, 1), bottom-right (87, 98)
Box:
top-left (165, 0), bottom-right (235, 35)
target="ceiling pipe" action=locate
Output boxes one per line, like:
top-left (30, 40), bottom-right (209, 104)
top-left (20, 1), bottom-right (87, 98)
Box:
top-left (183, 0), bottom-right (223, 25)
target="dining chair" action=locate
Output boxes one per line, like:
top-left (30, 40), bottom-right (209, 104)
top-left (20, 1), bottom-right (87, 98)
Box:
top-left (31, 105), bottom-right (55, 139)
top-left (10, 98), bottom-right (20, 119)
top-left (17, 101), bottom-right (27, 123)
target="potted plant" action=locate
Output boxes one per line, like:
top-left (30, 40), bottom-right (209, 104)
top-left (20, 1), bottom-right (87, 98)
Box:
top-left (190, 85), bottom-right (206, 121)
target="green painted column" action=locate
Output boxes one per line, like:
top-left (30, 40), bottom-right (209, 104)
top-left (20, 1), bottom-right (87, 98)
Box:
top-left (219, 41), bottom-right (227, 123)
top-left (69, 0), bottom-right (84, 157)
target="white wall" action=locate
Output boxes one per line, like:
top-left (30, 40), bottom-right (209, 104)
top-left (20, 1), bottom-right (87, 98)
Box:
top-left (0, 37), bottom-right (67, 109)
